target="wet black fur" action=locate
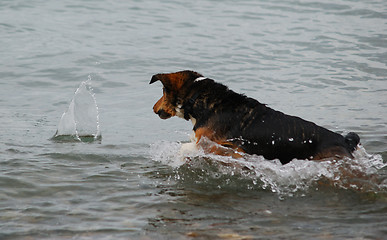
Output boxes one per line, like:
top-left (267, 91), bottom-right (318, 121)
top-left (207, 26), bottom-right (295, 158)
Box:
top-left (177, 74), bottom-right (360, 164)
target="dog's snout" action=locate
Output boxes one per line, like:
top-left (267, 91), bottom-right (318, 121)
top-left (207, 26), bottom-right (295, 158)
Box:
top-left (156, 109), bottom-right (171, 119)
top-left (152, 91), bottom-right (174, 119)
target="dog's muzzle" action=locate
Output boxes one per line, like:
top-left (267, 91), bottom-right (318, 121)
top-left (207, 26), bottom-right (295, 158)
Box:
top-left (155, 109), bottom-right (172, 119)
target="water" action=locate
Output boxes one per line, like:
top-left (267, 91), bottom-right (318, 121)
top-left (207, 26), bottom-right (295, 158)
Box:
top-left (1, 0), bottom-right (387, 239)
top-left (53, 78), bottom-right (101, 142)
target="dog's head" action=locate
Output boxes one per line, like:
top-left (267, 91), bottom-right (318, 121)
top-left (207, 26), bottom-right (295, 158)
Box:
top-left (149, 70), bottom-right (203, 119)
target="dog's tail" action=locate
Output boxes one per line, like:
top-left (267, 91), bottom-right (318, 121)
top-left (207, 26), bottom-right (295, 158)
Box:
top-left (345, 132), bottom-right (360, 152)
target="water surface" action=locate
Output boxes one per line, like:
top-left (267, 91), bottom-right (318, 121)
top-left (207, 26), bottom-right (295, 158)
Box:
top-left (1, 0), bottom-right (386, 239)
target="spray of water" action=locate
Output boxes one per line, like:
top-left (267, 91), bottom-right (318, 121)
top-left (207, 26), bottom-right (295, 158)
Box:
top-left (150, 138), bottom-right (386, 196)
top-left (52, 76), bottom-right (101, 142)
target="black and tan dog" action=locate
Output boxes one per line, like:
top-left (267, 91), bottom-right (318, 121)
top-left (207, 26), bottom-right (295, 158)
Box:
top-left (150, 70), bottom-right (360, 164)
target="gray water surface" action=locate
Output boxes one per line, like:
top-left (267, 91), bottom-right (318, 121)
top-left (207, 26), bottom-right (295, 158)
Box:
top-left (1, 0), bottom-right (386, 239)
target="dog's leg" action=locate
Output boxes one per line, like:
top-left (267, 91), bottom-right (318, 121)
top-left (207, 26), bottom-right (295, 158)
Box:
top-left (313, 146), bottom-right (353, 160)
top-left (206, 142), bottom-right (244, 158)
top-left (194, 127), bottom-right (244, 158)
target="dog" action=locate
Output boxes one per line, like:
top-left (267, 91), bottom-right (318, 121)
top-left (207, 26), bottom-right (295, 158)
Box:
top-left (150, 70), bottom-right (360, 164)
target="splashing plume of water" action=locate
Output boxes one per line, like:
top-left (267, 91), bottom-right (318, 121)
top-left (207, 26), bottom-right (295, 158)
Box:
top-left (53, 76), bottom-right (101, 142)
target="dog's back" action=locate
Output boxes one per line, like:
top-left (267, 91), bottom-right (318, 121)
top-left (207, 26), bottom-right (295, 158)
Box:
top-left (190, 80), bottom-right (358, 163)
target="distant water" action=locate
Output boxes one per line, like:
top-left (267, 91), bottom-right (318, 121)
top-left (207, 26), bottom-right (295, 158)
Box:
top-left (1, 0), bottom-right (386, 239)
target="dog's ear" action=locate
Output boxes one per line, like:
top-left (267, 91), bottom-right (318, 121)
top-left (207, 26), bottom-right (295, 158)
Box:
top-left (150, 71), bottom-right (203, 91)
top-left (149, 73), bottom-right (173, 91)
top-left (150, 74), bottom-right (162, 85)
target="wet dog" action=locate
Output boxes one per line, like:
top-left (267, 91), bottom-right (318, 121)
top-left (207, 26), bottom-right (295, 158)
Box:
top-left (150, 70), bottom-right (360, 164)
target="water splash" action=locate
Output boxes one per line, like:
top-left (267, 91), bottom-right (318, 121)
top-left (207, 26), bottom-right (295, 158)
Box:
top-left (52, 76), bottom-right (101, 142)
top-left (150, 139), bottom-right (386, 196)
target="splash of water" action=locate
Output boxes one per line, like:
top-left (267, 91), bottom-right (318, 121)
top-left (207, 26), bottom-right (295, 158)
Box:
top-left (53, 76), bottom-right (101, 142)
top-left (150, 139), bottom-right (386, 196)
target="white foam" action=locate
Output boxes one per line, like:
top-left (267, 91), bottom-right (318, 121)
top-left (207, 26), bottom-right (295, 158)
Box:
top-left (179, 142), bottom-right (198, 156)
top-left (150, 139), bottom-right (386, 196)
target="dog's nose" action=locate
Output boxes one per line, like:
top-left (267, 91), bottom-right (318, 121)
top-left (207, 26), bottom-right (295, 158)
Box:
top-left (156, 109), bottom-right (171, 119)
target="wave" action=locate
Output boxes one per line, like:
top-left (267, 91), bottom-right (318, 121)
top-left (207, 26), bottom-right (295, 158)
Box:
top-left (150, 139), bottom-right (386, 196)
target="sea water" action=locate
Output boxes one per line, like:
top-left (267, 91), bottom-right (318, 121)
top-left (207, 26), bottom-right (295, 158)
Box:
top-left (53, 77), bottom-right (101, 142)
top-left (1, 0), bottom-right (386, 239)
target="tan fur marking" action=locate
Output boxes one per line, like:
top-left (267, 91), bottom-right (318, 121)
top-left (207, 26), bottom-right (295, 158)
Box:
top-left (195, 127), bottom-right (244, 158)
top-left (313, 146), bottom-right (352, 160)
top-left (194, 127), bottom-right (216, 143)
